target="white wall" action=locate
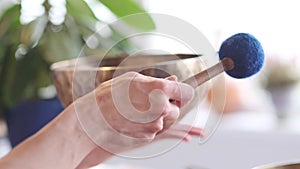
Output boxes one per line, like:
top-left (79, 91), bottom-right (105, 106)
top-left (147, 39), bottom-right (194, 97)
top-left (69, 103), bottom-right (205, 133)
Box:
top-left (143, 0), bottom-right (300, 59)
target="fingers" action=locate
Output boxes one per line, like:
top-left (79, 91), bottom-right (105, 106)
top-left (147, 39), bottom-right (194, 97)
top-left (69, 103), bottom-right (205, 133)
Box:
top-left (163, 75), bottom-right (195, 108)
top-left (133, 73), bottom-right (194, 108)
top-left (160, 80), bottom-right (195, 107)
top-left (80, 72), bottom-right (198, 156)
top-left (163, 102), bottom-right (180, 122)
top-left (132, 73), bottom-right (195, 134)
top-left (126, 73), bottom-right (193, 123)
top-left (156, 124), bottom-right (204, 142)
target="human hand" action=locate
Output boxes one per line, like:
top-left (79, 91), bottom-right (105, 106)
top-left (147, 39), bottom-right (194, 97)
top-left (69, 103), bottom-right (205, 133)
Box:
top-left (75, 72), bottom-right (199, 168)
top-left (75, 72), bottom-right (195, 151)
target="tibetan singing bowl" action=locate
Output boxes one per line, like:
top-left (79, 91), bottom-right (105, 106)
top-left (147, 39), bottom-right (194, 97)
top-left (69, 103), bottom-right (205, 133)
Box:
top-left (253, 162), bottom-right (300, 169)
top-left (50, 54), bottom-right (206, 112)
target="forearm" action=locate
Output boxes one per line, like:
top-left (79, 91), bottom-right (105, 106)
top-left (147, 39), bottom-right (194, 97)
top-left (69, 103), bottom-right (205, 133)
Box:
top-left (75, 147), bottom-right (113, 169)
top-left (0, 104), bottom-right (100, 169)
top-left (0, 72), bottom-right (197, 168)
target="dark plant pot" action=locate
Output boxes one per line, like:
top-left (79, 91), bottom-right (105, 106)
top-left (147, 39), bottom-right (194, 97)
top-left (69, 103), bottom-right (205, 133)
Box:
top-left (5, 98), bottom-right (63, 147)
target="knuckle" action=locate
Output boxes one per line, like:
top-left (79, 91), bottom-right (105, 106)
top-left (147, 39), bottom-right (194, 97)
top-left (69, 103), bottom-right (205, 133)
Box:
top-left (164, 104), bottom-right (180, 120)
top-left (148, 80), bottom-right (167, 92)
top-left (125, 71), bottom-right (139, 77)
top-left (148, 120), bottom-right (164, 133)
top-left (124, 72), bottom-right (139, 81)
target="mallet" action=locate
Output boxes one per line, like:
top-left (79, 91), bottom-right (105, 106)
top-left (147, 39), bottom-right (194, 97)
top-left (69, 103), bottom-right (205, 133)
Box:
top-left (183, 33), bottom-right (265, 88)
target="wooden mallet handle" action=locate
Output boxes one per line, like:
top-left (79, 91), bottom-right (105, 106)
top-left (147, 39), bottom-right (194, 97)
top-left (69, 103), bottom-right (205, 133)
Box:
top-left (182, 57), bottom-right (234, 88)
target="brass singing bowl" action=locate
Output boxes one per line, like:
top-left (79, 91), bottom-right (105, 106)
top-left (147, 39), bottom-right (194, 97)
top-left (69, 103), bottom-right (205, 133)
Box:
top-left (253, 162), bottom-right (300, 169)
top-left (50, 54), bottom-right (206, 120)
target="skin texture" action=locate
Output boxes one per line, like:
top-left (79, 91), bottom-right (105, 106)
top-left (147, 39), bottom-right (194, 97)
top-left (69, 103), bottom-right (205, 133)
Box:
top-left (0, 72), bottom-right (203, 169)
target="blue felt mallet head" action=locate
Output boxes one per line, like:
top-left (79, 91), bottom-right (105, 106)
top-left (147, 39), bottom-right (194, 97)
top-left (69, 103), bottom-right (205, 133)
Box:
top-left (183, 33), bottom-right (265, 88)
top-left (219, 33), bottom-right (265, 78)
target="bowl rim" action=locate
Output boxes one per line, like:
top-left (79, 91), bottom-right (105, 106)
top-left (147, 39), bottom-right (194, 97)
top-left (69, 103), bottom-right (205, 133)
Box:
top-left (252, 160), bottom-right (300, 169)
top-left (50, 53), bottom-right (202, 72)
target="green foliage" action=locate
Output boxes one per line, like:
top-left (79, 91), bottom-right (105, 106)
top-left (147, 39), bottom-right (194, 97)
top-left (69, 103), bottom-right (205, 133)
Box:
top-left (0, 0), bottom-right (155, 117)
top-left (98, 0), bottom-right (155, 30)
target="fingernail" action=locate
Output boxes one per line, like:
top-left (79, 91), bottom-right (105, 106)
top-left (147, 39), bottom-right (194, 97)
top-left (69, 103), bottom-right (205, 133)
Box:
top-left (166, 75), bottom-right (178, 81)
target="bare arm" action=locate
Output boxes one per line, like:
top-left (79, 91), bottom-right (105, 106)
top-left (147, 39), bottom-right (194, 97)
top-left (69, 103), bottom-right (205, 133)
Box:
top-left (0, 72), bottom-right (198, 169)
top-left (0, 105), bottom-right (101, 169)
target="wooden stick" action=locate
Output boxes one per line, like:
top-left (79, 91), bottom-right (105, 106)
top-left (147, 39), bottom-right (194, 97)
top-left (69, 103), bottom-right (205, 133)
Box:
top-left (182, 57), bottom-right (234, 88)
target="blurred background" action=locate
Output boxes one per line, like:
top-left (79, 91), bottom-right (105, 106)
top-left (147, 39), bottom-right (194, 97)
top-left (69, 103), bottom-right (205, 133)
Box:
top-left (1, 0), bottom-right (300, 168)
top-left (142, 0), bottom-right (300, 131)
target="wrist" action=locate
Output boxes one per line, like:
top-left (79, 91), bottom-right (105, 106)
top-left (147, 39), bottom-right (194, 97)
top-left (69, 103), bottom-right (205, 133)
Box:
top-left (32, 103), bottom-right (99, 168)
top-left (0, 103), bottom-right (99, 169)
top-left (58, 104), bottom-right (98, 156)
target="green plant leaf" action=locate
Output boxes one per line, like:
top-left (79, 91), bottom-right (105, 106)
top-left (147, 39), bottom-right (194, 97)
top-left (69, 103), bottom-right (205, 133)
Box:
top-left (0, 4), bottom-right (21, 38)
top-left (39, 22), bottom-right (83, 62)
top-left (66, 0), bottom-right (101, 37)
top-left (0, 43), bottom-right (19, 107)
top-left (0, 4), bottom-right (22, 108)
top-left (20, 15), bottom-right (48, 48)
top-left (11, 48), bottom-right (42, 101)
top-left (98, 0), bottom-right (155, 30)
top-left (66, 0), bottom-right (98, 22)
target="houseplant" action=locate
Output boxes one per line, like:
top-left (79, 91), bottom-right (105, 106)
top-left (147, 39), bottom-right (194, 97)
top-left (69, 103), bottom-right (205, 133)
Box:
top-left (0, 0), bottom-right (155, 146)
top-left (262, 56), bottom-right (300, 119)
